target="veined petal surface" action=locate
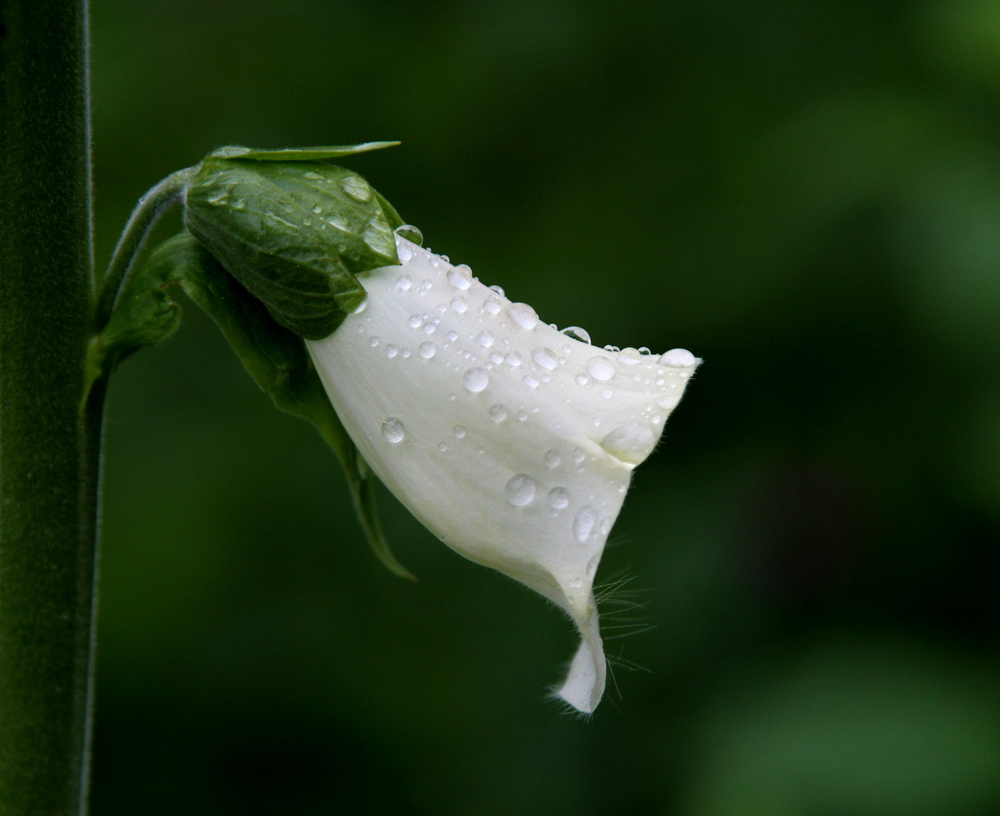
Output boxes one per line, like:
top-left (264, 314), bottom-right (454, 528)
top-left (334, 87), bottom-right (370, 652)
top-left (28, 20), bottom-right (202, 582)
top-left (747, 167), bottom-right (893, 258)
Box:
top-left (307, 235), bottom-right (699, 712)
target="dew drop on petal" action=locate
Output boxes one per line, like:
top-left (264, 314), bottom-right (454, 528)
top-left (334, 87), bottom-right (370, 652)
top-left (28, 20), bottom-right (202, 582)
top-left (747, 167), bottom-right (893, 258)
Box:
top-left (505, 352), bottom-right (522, 368)
top-left (438, 442), bottom-right (448, 452)
top-left (572, 447), bottom-right (586, 464)
top-left (394, 224), bottom-right (423, 246)
top-left (352, 298), bottom-right (368, 314)
top-left (396, 274), bottom-right (412, 290)
top-left (447, 265), bottom-right (473, 290)
top-left (463, 367), bottom-right (489, 392)
top-left (490, 352), bottom-right (504, 364)
top-left (381, 418), bottom-right (405, 444)
top-left (476, 331), bottom-right (494, 348)
top-left (451, 296), bottom-right (468, 314)
top-left (548, 487), bottom-right (570, 510)
top-left (544, 449), bottom-right (561, 468)
top-left (447, 330), bottom-right (459, 342)
top-left (523, 375), bottom-right (539, 389)
top-left (489, 285), bottom-right (505, 297)
top-left (517, 410), bottom-right (528, 421)
top-left (419, 341), bottom-right (436, 359)
top-left (507, 303), bottom-right (539, 330)
top-left (575, 374), bottom-right (590, 386)
top-left (505, 474), bottom-right (536, 507)
top-left (489, 403), bottom-right (508, 422)
top-left (600, 423), bottom-right (657, 465)
top-left (532, 348), bottom-right (558, 370)
top-left (454, 425), bottom-right (467, 438)
top-left (658, 348), bottom-right (697, 367)
top-left (587, 356), bottom-right (616, 381)
top-left (408, 314), bottom-right (423, 329)
top-left (573, 507), bottom-right (599, 542)
top-left (484, 298), bottom-right (502, 315)
top-left (400, 348), bottom-right (411, 358)
top-left (561, 326), bottom-right (591, 344)
top-left (369, 336), bottom-right (379, 347)
top-left (601, 388), bottom-right (613, 399)
top-left (656, 394), bottom-right (680, 410)
top-left (385, 344), bottom-right (398, 358)
top-left (618, 347), bottom-right (642, 365)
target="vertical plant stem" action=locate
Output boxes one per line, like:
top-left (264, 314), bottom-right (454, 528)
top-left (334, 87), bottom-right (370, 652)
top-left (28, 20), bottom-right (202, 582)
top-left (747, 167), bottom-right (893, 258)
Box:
top-left (0, 1), bottom-right (100, 814)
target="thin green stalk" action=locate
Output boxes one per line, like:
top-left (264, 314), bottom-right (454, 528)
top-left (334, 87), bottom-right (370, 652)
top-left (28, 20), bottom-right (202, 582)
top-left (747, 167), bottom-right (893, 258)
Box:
top-left (95, 167), bottom-right (192, 328)
top-left (0, 1), bottom-right (101, 814)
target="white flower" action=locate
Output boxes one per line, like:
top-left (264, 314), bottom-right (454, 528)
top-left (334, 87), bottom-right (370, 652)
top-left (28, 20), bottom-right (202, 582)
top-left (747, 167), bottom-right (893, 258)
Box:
top-left (307, 235), bottom-right (699, 713)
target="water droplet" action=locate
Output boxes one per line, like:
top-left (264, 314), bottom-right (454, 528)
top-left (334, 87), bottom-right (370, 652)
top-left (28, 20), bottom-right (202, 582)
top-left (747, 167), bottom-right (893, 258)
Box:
top-left (601, 387), bottom-right (613, 399)
top-left (573, 507), bottom-right (599, 542)
top-left (531, 347), bottom-right (558, 370)
top-left (505, 352), bottom-right (522, 367)
top-left (303, 171), bottom-right (323, 180)
top-left (396, 274), bottom-right (413, 290)
top-left (385, 344), bottom-right (399, 358)
top-left (569, 577), bottom-right (584, 589)
top-left (505, 474), bottom-right (536, 506)
top-left (658, 348), bottom-right (697, 367)
top-left (561, 326), bottom-right (591, 344)
top-left (638, 346), bottom-right (651, 355)
top-left (447, 330), bottom-right (459, 342)
top-left (604, 345), bottom-right (620, 353)
top-left (419, 341), bottom-right (436, 359)
top-left (351, 298), bottom-right (368, 314)
top-left (517, 410), bottom-right (528, 421)
top-left (397, 243), bottom-right (414, 263)
top-left (490, 352), bottom-right (504, 364)
top-left (369, 336), bottom-right (379, 347)
top-left (454, 425), bottom-right (467, 438)
top-left (395, 224), bottom-right (423, 245)
top-left (311, 204), bottom-right (323, 215)
top-left (548, 487), bottom-right (570, 509)
top-left (484, 297), bottom-right (502, 315)
top-left (489, 403), bottom-right (508, 422)
top-left (489, 285), bottom-right (506, 297)
top-left (601, 423), bottom-right (656, 465)
top-left (618, 347), bottom-right (642, 365)
top-left (656, 394), bottom-right (680, 410)
top-left (451, 296), bottom-right (468, 314)
top-left (408, 314), bottom-right (423, 329)
top-left (572, 447), bottom-right (586, 463)
top-left (401, 348), bottom-right (411, 358)
top-left (587, 356), bottom-right (615, 381)
top-left (463, 367), bottom-right (489, 392)
top-left (575, 374), bottom-right (590, 386)
top-left (381, 418), bottom-right (405, 444)
top-left (447, 265), bottom-right (472, 290)
top-left (476, 331), bottom-right (494, 348)
top-left (523, 375), bottom-right (539, 389)
top-left (507, 303), bottom-right (539, 330)
top-left (544, 449), bottom-right (561, 468)
top-left (340, 175), bottom-right (371, 202)
top-left (438, 442), bottom-right (448, 452)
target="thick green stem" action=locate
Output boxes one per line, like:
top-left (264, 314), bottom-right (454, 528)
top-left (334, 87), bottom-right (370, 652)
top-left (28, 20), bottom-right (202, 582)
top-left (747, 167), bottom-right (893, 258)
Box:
top-left (0, 1), bottom-right (101, 815)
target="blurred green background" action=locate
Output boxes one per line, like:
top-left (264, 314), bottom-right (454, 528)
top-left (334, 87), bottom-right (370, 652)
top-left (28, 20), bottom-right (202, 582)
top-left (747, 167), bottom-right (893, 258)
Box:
top-left (90, 1), bottom-right (1000, 813)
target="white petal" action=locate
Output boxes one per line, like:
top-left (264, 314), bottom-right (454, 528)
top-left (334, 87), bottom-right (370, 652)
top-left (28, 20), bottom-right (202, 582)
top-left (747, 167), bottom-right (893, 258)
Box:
top-left (307, 236), bottom-right (699, 712)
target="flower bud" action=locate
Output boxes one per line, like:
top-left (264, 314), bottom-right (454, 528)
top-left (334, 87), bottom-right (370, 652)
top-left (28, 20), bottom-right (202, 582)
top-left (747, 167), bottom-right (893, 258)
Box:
top-left (184, 146), bottom-right (401, 339)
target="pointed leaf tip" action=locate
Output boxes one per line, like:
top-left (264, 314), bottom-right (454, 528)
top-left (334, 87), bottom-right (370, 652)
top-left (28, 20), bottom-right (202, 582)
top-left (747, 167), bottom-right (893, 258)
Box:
top-left (211, 142), bottom-right (401, 162)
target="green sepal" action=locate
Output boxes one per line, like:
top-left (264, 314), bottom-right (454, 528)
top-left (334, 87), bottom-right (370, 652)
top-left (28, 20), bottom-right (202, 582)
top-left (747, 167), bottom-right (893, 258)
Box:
top-left (184, 152), bottom-right (401, 340)
top-left (211, 142), bottom-right (400, 162)
top-left (101, 231), bottom-right (414, 580)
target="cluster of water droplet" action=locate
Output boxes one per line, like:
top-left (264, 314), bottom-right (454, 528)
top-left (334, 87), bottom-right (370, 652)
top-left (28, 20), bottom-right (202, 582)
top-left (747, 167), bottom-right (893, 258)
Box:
top-left (340, 228), bottom-right (698, 594)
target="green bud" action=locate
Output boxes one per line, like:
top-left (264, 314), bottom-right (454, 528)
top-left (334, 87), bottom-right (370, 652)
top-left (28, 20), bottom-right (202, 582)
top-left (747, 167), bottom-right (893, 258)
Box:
top-left (184, 143), bottom-right (403, 340)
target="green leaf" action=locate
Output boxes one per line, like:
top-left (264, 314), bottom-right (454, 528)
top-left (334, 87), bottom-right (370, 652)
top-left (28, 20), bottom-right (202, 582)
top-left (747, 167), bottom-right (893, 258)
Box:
top-left (102, 232), bottom-right (414, 580)
top-left (211, 142), bottom-right (400, 162)
top-left (185, 157), bottom-right (401, 340)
